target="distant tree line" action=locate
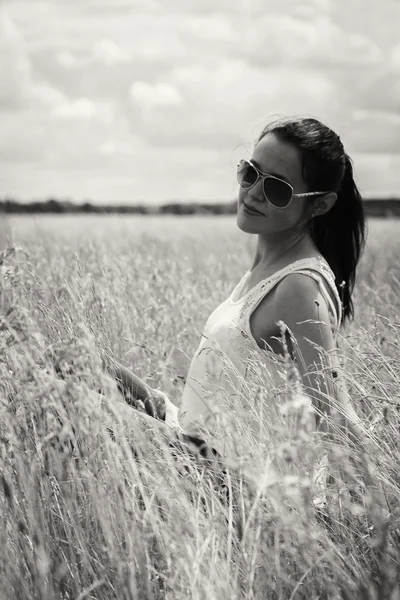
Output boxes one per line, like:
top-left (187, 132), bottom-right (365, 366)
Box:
top-left (0, 197), bottom-right (237, 215)
top-left (1, 197), bottom-right (400, 217)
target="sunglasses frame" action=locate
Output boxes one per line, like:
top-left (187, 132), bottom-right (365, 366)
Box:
top-left (237, 159), bottom-right (329, 209)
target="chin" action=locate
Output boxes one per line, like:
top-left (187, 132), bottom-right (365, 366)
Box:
top-left (236, 212), bottom-right (262, 234)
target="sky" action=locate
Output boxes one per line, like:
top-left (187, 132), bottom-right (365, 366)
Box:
top-left (0, 0), bottom-right (400, 205)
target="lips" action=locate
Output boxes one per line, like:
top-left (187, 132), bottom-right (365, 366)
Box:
top-left (243, 202), bottom-right (263, 216)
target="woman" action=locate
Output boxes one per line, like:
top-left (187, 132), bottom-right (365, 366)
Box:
top-left (105, 116), bottom-right (368, 488)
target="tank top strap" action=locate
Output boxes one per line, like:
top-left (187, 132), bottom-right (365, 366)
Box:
top-left (245, 256), bottom-right (342, 333)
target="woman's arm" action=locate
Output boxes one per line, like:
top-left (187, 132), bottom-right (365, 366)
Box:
top-left (271, 274), bottom-right (369, 447)
top-left (104, 356), bottom-right (153, 402)
top-left (102, 356), bottom-right (166, 418)
top-left (271, 275), bottom-right (388, 512)
top-left (102, 355), bottom-right (180, 425)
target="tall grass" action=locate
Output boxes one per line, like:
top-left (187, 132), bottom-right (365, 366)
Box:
top-left (0, 215), bottom-right (399, 599)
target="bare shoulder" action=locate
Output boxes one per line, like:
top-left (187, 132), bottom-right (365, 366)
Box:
top-left (271, 272), bottom-right (331, 325)
top-left (275, 272), bottom-right (320, 302)
top-left (250, 271), bottom-right (333, 356)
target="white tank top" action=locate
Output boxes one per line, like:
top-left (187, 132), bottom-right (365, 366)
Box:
top-left (178, 256), bottom-right (343, 472)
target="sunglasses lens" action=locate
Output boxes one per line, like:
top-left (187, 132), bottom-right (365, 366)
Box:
top-left (237, 160), bottom-right (257, 188)
top-left (263, 178), bottom-right (293, 208)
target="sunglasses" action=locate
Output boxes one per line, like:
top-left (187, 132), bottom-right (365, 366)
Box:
top-left (237, 159), bottom-right (329, 209)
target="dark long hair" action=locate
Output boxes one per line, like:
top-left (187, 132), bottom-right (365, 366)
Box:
top-left (258, 116), bottom-right (367, 324)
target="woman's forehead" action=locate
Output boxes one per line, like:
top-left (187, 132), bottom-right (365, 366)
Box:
top-left (252, 133), bottom-right (304, 184)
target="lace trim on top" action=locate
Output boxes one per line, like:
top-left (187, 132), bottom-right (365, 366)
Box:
top-left (227, 256), bottom-right (342, 363)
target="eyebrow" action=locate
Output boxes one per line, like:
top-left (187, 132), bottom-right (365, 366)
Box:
top-left (250, 159), bottom-right (291, 184)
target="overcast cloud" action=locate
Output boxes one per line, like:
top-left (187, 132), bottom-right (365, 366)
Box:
top-left (0, 0), bottom-right (399, 203)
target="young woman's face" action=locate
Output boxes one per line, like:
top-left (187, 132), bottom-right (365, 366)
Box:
top-left (237, 132), bottom-right (312, 235)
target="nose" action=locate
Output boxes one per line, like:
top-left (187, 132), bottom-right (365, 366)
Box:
top-left (248, 178), bottom-right (264, 201)
top-left (248, 191), bottom-right (264, 204)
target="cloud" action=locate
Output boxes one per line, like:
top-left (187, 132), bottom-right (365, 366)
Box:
top-left (129, 60), bottom-right (343, 148)
top-left (346, 109), bottom-right (400, 154)
top-left (235, 15), bottom-right (383, 69)
top-left (153, 0), bottom-right (333, 16)
top-left (0, 7), bottom-right (32, 108)
top-left (33, 81), bottom-right (67, 107)
top-left (345, 66), bottom-right (400, 116)
top-left (354, 153), bottom-right (400, 197)
top-left (52, 13), bottom-right (234, 69)
top-left (56, 51), bottom-right (82, 69)
top-left (391, 42), bottom-right (400, 71)
top-left (0, 6), bottom-right (71, 113)
top-left (130, 82), bottom-right (184, 108)
top-left (52, 97), bottom-right (115, 122)
top-left (2, 0), bottom-right (400, 202)
top-left (92, 39), bottom-right (131, 65)
top-left (56, 39), bottom-right (132, 69)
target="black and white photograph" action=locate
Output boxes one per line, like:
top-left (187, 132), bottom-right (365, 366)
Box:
top-left (1, 0), bottom-right (400, 598)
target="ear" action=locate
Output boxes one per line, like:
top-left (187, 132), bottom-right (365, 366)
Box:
top-left (314, 192), bottom-right (337, 217)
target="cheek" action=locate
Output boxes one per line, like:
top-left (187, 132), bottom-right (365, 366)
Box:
top-left (268, 204), bottom-right (305, 230)
top-left (238, 188), bottom-right (246, 204)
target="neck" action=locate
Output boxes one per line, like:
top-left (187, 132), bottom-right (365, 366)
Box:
top-left (251, 229), bottom-right (315, 271)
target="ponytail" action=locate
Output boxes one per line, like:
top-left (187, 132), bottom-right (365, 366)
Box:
top-left (310, 154), bottom-right (366, 323)
top-left (259, 117), bottom-right (367, 324)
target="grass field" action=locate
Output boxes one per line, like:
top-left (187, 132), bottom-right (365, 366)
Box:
top-left (1, 215), bottom-right (400, 599)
